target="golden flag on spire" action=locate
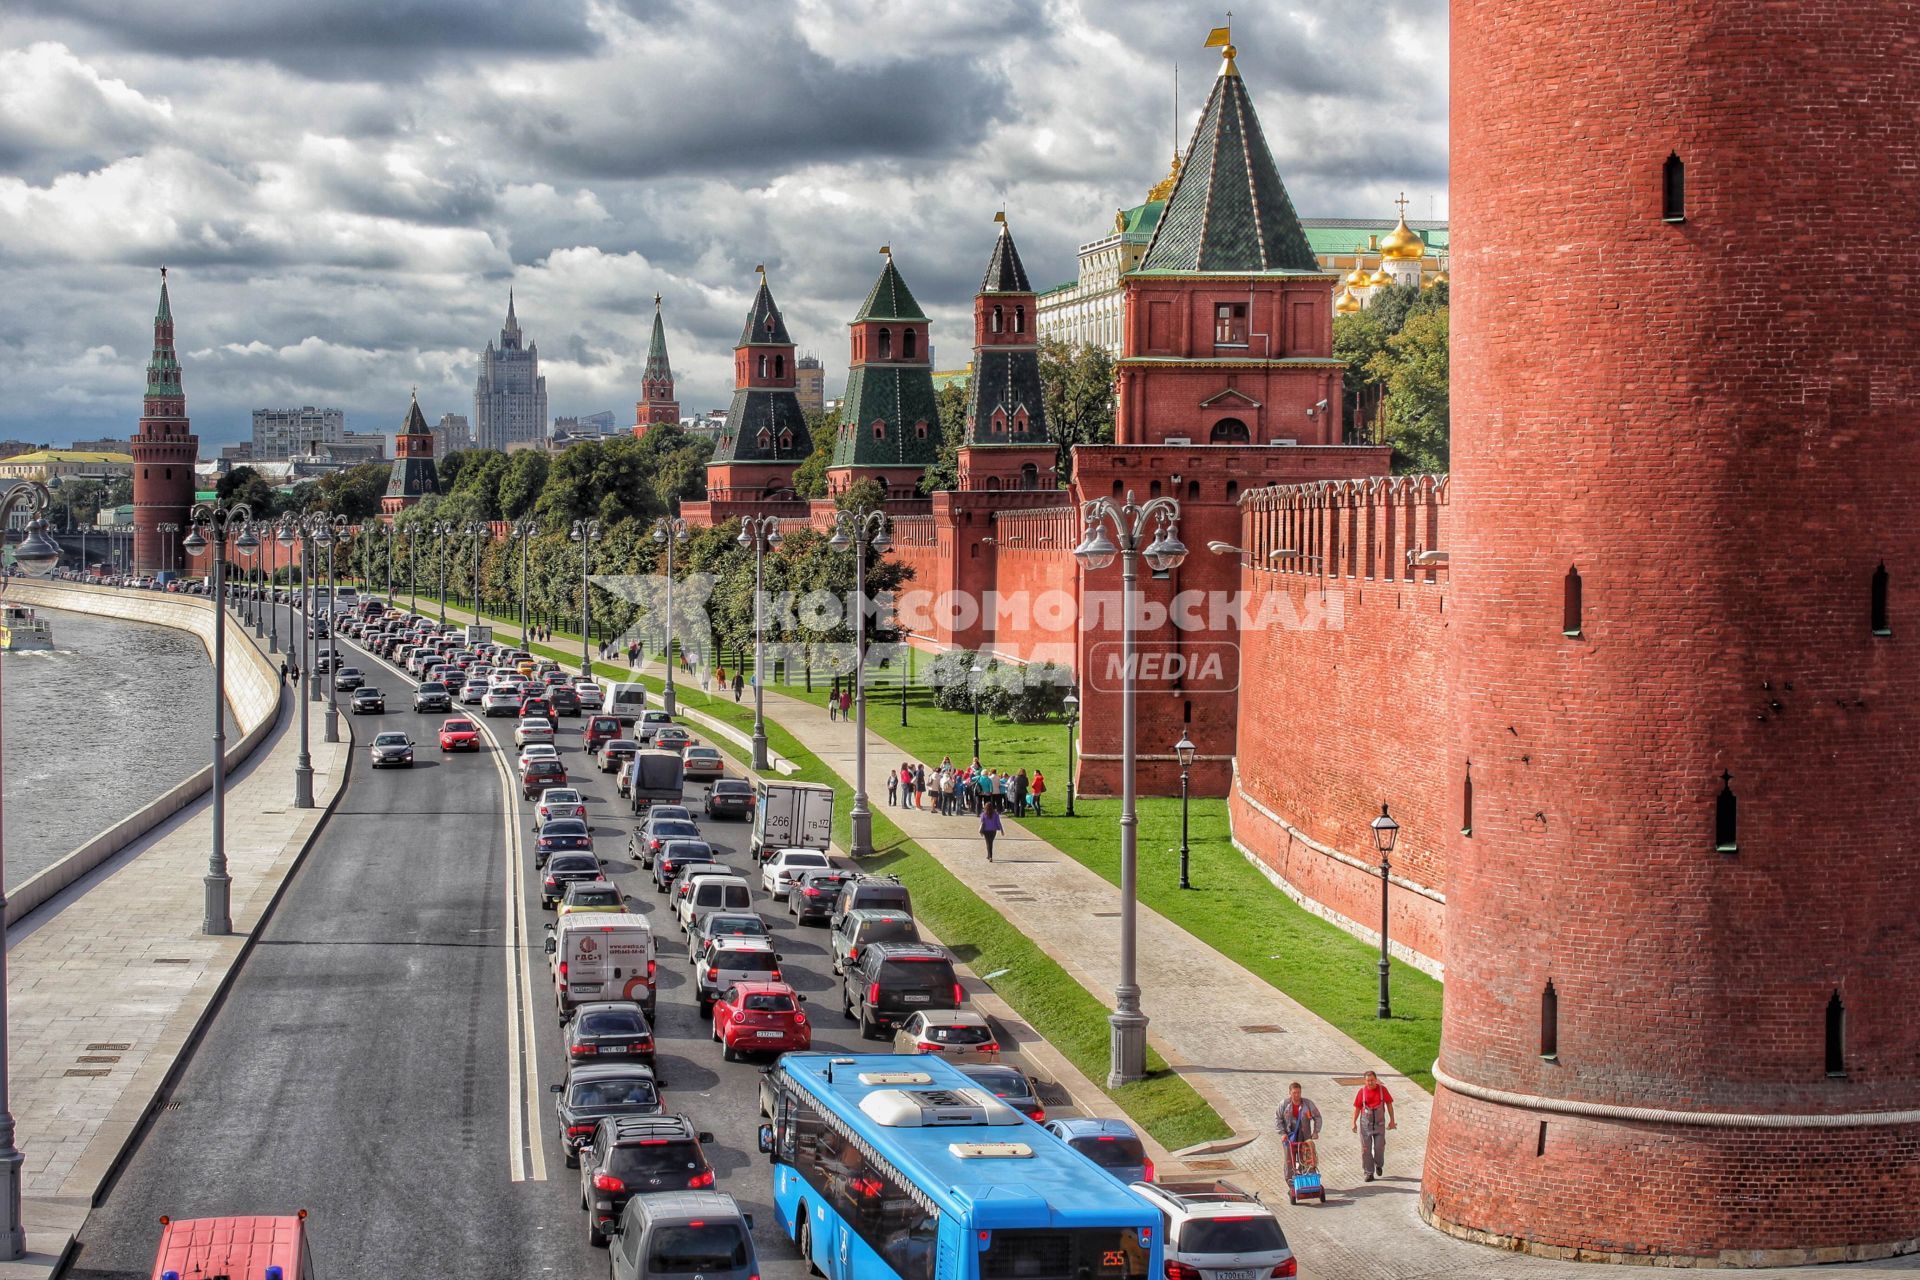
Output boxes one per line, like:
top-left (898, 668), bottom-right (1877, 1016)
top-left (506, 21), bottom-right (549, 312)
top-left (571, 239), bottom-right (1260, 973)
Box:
top-left (1204, 25), bottom-right (1231, 48)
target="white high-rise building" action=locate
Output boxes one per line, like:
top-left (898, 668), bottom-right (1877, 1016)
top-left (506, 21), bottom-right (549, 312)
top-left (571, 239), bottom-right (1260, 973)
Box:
top-left (473, 292), bottom-right (548, 452)
top-left (251, 405), bottom-right (344, 460)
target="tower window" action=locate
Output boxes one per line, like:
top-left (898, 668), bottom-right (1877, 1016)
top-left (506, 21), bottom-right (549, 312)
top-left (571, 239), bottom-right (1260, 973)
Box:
top-left (1663, 153), bottom-right (1685, 223)
top-left (757, 429), bottom-right (771, 450)
top-left (1825, 991), bottom-right (1846, 1077)
top-left (774, 354), bottom-right (785, 378)
top-left (1215, 302), bottom-right (1248, 345)
top-left (914, 420), bottom-right (928, 440)
top-left (1715, 771), bottom-right (1738, 853)
top-left (779, 429), bottom-right (793, 450)
top-left (1014, 305), bottom-right (1026, 334)
top-left (903, 328), bottom-right (917, 359)
top-left (992, 305), bottom-right (1004, 334)
top-left (991, 409), bottom-right (1006, 435)
top-left (878, 328), bottom-right (892, 360)
top-left (1563, 566), bottom-right (1583, 637)
top-left (1872, 562), bottom-right (1890, 635)
top-left (758, 355), bottom-right (769, 377)
top-left (1020, 462), bottom-right (1038, 489)
top-left (1540, 980), bottom-right (1558, 1060)
top-left (1462, 764), bottom-right (1473, 836)
top-left (1210, 418), bottom-right (1250, 443)
top-left (872, 421), bottom-right (886, 440)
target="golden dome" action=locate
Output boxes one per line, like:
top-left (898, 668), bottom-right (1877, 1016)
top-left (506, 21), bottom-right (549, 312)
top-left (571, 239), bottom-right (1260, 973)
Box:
top-left (1334, 287), bottom-right (1362, 314)
top-left (1369, 266), bottom-right (1396, 289)
top-left (1433, 269), bottom-right (1450, 287)
top-left (1344, 256), bottom-right (1371, 289)
top-left (1380, 216), bottom-right (1426, 261)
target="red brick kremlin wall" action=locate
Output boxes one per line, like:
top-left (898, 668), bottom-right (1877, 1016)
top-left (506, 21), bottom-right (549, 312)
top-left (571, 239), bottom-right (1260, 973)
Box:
top-left (1424, 0), bottom-right (1920, 1263)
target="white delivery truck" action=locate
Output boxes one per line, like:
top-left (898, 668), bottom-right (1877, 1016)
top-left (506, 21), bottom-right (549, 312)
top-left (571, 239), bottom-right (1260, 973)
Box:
top-left (750, 781), bottom-right (835, 861)
top-left (608, 682), bottom-right (649, 726)
top-left (547, 912), bottom-right (656, 1022)
top-left (465, 623), bottom-right (492, 646)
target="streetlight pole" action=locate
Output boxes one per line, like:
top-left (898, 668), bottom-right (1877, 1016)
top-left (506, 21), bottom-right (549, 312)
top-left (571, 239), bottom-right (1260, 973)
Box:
top-left (571, 518), bottom-right (601, 676)
top-left (0, 481), bottom-right (61, 1260)
top-left (265, 522), bottom-right (279, 655)
top-left (514, 516), bottom-right (534, 648)
top-left (969, 662), bottom-right (984, 763)
top-left (316, 516), bottom-right (345, 744)
top-left (1174, 731), bottom-right (1196, 889)
top-left (279, 521), bottom-right (314, 809)
top-left (182, 500), bottom-right (260, 936)
top-left (653, 516), bottom-right (688, 713)
top-left (1371, 803), bottom-right (1399, 1020)
top-left (738, 515), bottom-right (781, 771)
top-left (466, 521), bottom-right (487, 619)
top-left (899, 631), bottom-right (910, 728)
top-left (384, 522), bottom-right (395, 605)
top-left (405, 525), bottom-right (418, 614)
top-left (250, 527), bottom-right (267, 636)
top-left (1063, 690), bottom-right (1079, 816)
top-left (433, 520), bottom-right (451, 624)
top-left (157, 522), bottom-right (179, 581)
top-left (829, 509), bottom-right (892, 858)
top-left (77, 524), bottom-right (89, 577)
top-left (1073, 489), bottom-right (1188, 1088)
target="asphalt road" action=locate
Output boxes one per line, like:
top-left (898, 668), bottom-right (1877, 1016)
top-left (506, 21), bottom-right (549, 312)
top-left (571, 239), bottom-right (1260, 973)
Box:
top-left (67, 597), bottom-right (1069, 1276)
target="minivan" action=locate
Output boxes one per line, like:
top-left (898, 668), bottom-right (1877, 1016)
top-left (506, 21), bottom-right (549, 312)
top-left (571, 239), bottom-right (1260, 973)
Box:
top-left (844, 941), bottom-right (962, 1039)
top-left (675, 872), bottom-right (752, 933)
top-left (550, 913), bottom-right (657, 1022)
top-left (830, 908), bottom-right (922, 975)
top-left (609, 682), bottom-right (649, 725)
top-left (828, 875), bottom-right (912, 931)
top-left (606, 1190), bottom-right (756, 1279)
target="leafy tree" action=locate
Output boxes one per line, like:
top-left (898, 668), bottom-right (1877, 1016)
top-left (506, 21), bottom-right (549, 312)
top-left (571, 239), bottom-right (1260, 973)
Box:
top-left (918, 381), bottom-right (969, 495)
top-left (498, 449), bottom-right (549, 520)
top-left (791, 410), bottom-right (837, 499)
top-left (438, 449), bottom-right (469, 494)
top-left (311, 462), bottom-right (391, 521)
top-left (216, 465), bottom-right (281, 515)
top-left (1369, 307), bottom-right (1450, 474)
top-left (1038, 338), bottom-right (1115, 484)
top-left (834, 478), bottom-right (886, 513)
top-left (451, 449), bottom-right (509, 517)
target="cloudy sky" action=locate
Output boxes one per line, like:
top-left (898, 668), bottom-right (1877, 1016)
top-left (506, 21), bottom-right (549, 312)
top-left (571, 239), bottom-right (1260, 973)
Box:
top-left (0, 0), bottom-right (1448, 450)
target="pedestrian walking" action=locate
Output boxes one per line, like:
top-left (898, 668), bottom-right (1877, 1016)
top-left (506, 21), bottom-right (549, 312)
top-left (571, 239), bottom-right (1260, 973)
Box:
top-left (1013, 768), bottom-right (1029, 816)
top-left (886, 767), bottom-right (899, 806)
top-left (733, 672), bottom-right (745, 701)
top-left (1352, 1070), bottom-right (1396, 1181)
top-left (980, 802), bottom-right (1003, 861)
top-left (1030, 769), bottom-right (1046, 815)
top-left (717, 664), bottom-right (727, 689)
top-left (1277, 1081), bottom-right (1323, 1144)
top-left (828, 692), bottom-right (838, 721)
top-left (839, 689), bottom-right (852, 719)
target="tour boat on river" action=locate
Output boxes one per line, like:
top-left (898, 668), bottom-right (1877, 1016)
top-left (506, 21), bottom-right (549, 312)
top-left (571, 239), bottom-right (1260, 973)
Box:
top-left (0, 602), bottom-right (54, 651)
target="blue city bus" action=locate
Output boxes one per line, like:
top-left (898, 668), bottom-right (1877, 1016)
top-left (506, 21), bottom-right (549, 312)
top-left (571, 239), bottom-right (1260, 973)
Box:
top-left (757, 1054), bottom-right (1160, 1280)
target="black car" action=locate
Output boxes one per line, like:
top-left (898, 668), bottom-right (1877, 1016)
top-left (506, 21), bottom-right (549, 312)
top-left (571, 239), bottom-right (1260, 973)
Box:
top-left (958, 1063), bottom-right (1045, 1122)
top-left (333, 666), bottom-right (365, 691)
top-left (652, 841), bottom-right (717, 892)
top-left (522, 759), bottom-right (567, 800)
top-left (565, 1000), bottom-right (657, 1066)
top-left (314, 650), bottom-right (336, 673)
top-left (350, 687), bottom-right (386, 715)
top-left (703, 779), bottom-right (754, 820)
top-left (537, 819), bottom-right (595, 866)
top-left (844, 942), bottom-right (962, 1039)
top-left (579, 1115), bottom-right (715, 1245)
top-left (548, 685), bottom-right (581, 718)
top-left (636, 819), bottom-right (703, 869)
top-left (413, 681), bottom-right (452, 713)
top-left (552, 1063), bottom-right (662, 1167)
top-left (543, 852), bottom-right (605, 909)
top-left (787, 868), bottom-right (858, 923)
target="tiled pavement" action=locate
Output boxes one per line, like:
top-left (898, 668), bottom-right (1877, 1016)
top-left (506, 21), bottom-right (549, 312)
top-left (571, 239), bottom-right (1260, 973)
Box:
top-left (0, 684), bottom-right (348, 1277)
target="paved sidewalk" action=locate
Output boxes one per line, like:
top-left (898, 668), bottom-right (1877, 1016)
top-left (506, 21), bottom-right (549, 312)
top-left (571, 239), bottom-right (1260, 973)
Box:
top-left (0, 690), bottom-right (349, 1277)
top-left (423, 603), bottom-right (1920, 1278)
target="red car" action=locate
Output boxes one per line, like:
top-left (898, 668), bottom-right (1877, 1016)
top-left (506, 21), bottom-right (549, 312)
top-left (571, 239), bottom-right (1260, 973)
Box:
top-left (519, 696), bottom-right (553, 721)
top-left (710, 981), bottom-right (810, 1061)
top-left (583, 715), bottom-right (621, 754)
top-left (522, 759), bottom-right (567, 799)
top-left (438, 717), bottom-right (482, 752)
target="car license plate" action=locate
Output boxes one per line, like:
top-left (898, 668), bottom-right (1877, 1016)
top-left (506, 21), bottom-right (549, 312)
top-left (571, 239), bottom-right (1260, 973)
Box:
top-left (1212, 1271), bottom-right (1253, 1279)
top-left (756, 1030), bottom-right (786, 1038)
top-left (902, 993), bottom-right (931, 1003)
top-left (604, 1044), bottom-right (635, 1053)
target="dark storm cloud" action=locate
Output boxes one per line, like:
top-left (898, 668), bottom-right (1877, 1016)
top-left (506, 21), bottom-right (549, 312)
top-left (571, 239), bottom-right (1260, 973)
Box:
top-left (16, 0), bottom-right (601, 77)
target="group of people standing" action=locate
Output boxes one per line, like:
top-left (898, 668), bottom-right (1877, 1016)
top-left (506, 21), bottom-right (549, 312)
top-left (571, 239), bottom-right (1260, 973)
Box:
top-left (884, 756), bottom-right (1049, 863)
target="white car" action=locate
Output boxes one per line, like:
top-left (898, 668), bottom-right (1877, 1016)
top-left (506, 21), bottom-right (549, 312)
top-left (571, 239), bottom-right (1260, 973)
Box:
top-left (574, 681), bottom-right (604, 710)
top-left (1130, 1182), bottom-right (1298, 1276)
top-left (517, 743), bottom-right (560, 772)
top-left (534, 787), bottom-right (588, 828)
top-left (482, 688), bottom-right (521, 717)
top-left (515, 717), bottom-right (555, 747)
top-left (761, 847), bottom-right (832, 896)
top-left (461, 679), bottom-right (488, 704)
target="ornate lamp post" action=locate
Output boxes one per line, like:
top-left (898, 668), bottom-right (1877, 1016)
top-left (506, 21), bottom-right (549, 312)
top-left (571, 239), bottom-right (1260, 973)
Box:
top-left (737, 515), bottom-right (782, 770)
top-left (653, 516), bottom-right (689, 713)
top-left (829, 508), bottom-right (891, 858)
top-left (156, 522), bottom-right (180, 580)
top-left (432, 520), bottom-right (452, 624)
top-left (1063, 690), bottom-right (1079, 816)
top-left (0, 481), bottom-right (59, 1258)
top-left (181, 500), bottom-right (260, 936)
top-left (1173, 730), bottom-right (1196, 890)
top-left (1073, 489), bottom-right (1188, 1088)
top-left (313, 515), bottom-right (347, 744)
top-left (260, 523), bottom-right (280, 654)
top-left (969, 661), bottom-right (985, 763)
top-left (1370, 802), bottom-right (1399, 1020)
top-left (403, 525), bottom-right (418, 614)
top-left (248, 525), bottom-right (267, 635)
top-left (278, 521), bottom-right (314, 808)
top-left (512, 516), bottom-right (536, 647)
top-left (570, 518), bottom-right (601, 675)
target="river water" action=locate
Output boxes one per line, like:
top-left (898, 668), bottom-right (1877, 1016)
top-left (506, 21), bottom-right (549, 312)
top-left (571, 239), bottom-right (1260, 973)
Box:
top-left (1, 604), bottom-right (225, 887)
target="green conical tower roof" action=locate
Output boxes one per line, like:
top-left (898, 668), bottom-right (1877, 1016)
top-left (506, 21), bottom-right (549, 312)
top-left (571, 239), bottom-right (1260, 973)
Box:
top-left (643, 295), bottom-right (672, 385)
top-left (738, 273), bottom-right (794, 347)
top-left (853, 254), bottom-right (927, 323)
top-left (1139, 47), bottom-right (1318, 273)
top-left (146, 269), bottom-right (181, 397)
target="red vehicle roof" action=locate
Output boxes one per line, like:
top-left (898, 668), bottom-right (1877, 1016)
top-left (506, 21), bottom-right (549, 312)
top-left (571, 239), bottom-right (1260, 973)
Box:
top-left (152, 1215), bottom-right (306, 1278)
top-left (728, 980), bottom-right (798, 998)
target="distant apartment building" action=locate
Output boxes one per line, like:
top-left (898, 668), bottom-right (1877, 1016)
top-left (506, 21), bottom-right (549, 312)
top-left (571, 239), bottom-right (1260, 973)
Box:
top-left (795, 354), bottom-right (826, 417)
top-left (252, 405), bottom-right (345, 460)
top-left (69, 436), bottom-right (133, 454)
top-left (433, 413), bottom-right (471, 459)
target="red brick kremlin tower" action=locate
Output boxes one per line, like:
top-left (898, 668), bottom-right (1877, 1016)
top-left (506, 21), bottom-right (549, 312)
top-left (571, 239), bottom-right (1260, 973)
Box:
top-left (1424, 0), bottom-right (1920, 1263)
top-left (131, 268), bottom-right (198, 574)
top-left (698, 269), bottom-right (813, 520)
top-left (632, 295), bottom-right (680, 435)
top-left (825, 251), bottom-right (940, 504)
top-left (958, 215), bottom-right (1054, 492)
top-left (381, 392), bottom-right (439, 517)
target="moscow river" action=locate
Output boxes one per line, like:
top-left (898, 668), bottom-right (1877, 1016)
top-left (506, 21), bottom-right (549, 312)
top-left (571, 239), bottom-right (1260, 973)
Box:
top-left (1, 604), bottom-right (223, 887)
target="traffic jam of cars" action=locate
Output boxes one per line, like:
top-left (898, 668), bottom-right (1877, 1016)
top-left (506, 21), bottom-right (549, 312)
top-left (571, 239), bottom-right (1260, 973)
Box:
top-left (321, 596), bottom-right (1300, 1272)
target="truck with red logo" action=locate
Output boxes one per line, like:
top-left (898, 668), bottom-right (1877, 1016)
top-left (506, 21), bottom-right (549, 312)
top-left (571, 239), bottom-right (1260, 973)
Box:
top-left (548, 912), bottom-right (655, 1023)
